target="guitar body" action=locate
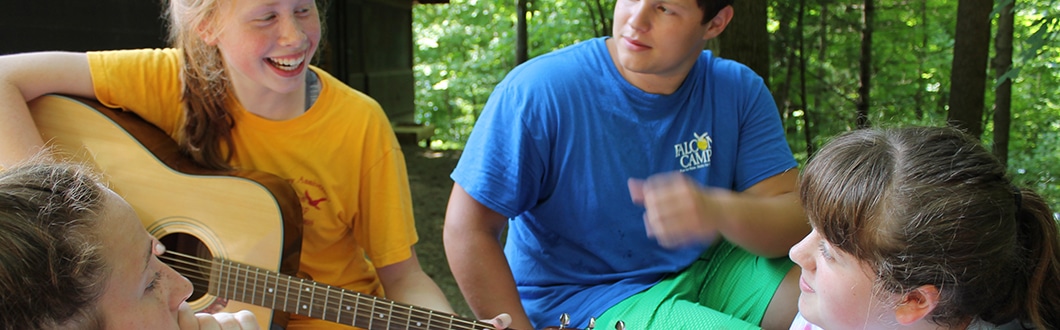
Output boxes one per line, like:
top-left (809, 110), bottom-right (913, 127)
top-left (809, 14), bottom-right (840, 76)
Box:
top-left (29, 94), bottom-right (303, 330)
top-left (29, 94), bottom-right (584, 330)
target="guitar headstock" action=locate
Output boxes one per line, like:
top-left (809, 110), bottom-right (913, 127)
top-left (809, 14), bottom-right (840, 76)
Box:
top-left (541, 313), bottom-right (626, 330)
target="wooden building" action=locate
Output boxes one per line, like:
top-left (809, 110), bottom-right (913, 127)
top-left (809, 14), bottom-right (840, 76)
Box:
top-left (0, 0), bottom-right (441, 124)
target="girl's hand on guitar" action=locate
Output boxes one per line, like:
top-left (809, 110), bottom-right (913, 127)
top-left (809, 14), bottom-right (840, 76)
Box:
top-left (481, 313), bottom-right (513, 329)
top-left (178, 303), bottom-right (259, 330)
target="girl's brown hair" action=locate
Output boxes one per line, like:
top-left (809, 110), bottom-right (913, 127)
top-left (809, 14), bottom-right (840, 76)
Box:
top-left (800, 126), bottom-right (1060, 329)
top-left (0, 161), bottom-right (108, 329)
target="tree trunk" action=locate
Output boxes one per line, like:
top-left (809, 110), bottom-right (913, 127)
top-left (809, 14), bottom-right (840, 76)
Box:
top-left (772, 2), bottom-right (797, 120)
top-left (719, 0), bottom-right (770, 87)
top-left (806, 0), bottom-right (830, 156)
top-left (915, 0), bottom-right (928, 119)
top-left (796, 0), bottom-right (811, 153)
top-left (585, 0), bottom-right (612, 37)
top-left (992, 0), bottom-right (1014, 165)
top-left (516, 0), bottom-right (528, 65)
top-left (856, 0), bottom-right (874, 129)
top-left (946, 0), bottom-right (994, 138)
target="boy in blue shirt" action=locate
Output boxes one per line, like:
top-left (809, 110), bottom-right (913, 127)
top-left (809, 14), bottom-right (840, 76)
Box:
top-left (444, 1), bottom-right (807, 329)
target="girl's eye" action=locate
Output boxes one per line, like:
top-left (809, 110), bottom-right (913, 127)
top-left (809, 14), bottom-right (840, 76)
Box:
top-left (817, 241), bottom-right (835, 261)
top-left (146, 272), bottom-right (161, 292)
top-left (257, 13), bottom-right (277, 21)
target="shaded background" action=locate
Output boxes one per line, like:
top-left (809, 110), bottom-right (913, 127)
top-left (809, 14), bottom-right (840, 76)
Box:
top-left (1, 0), bottom-right (473, 319)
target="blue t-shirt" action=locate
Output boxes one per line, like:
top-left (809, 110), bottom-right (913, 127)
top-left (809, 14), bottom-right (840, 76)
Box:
top-left (451, 37), bottom-right (796, 329)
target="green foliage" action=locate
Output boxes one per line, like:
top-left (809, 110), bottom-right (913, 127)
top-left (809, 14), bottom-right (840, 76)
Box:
top-left (770, 0), bottom-right (958, 154)
top-left (412, 0), bottom-right (1059, 210)
top-left (412, 0), bottom-right (609, 149)
top-left (413, 0), bottom-right (515, 149)
top-left (1004, 0), bottom-right (1060, 210)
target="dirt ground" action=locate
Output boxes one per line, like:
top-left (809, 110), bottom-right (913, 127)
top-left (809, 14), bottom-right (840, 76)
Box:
top-left (400, 145), bottom-right (475, 318)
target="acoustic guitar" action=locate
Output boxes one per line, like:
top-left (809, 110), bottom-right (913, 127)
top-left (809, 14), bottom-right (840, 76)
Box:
top-left (30, 94), bottom-right (302, 329)
top-left (29, 95), bottom-right (589, 330)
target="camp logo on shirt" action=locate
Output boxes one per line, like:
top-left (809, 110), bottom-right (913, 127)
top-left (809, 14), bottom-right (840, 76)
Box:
top-left (293, 176), bottom-right (329, 226)
top-left (674, 131), bottom-right (713, 172)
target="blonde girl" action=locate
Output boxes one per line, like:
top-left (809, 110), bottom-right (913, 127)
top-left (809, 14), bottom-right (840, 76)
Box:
top-left (0, 0), bottom-right (466, 329)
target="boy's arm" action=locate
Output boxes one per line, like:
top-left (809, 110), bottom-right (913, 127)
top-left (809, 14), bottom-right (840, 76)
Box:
top-left (443, 184), bottom-right (534, 330)
top-left (632, 169), bottom-right (808, 258)
top-left (715, 169), bottom-right (808, 257)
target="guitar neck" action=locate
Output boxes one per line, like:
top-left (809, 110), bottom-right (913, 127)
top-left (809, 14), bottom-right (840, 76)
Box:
top-left (203, 256), bottom-right (493, 330)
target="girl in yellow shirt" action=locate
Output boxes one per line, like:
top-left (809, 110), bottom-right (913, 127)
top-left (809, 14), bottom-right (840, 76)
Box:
top-left (0, 0), bottom-right (507, 329)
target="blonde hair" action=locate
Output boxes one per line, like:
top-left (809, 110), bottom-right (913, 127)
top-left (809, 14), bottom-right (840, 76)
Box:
top-left (163, 0), bottom-right (328, 170)
top-left (165, 0), bottom-right (234, 170)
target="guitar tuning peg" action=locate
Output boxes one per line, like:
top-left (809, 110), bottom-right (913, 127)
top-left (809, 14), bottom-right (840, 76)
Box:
top-left (558, 313), bottom-right (570, 329)
top-left (586, 317), bottom-right (596, 330)
top-left (615, 320), bottom-right (625, 330)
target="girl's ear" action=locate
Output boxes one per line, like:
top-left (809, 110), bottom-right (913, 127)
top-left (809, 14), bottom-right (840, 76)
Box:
top-left (894, 285), bottom-right (940, 325)
top-left (196, 5), bottom-right (228, 46)
top-left (197, 21), bottom-right (219, 46)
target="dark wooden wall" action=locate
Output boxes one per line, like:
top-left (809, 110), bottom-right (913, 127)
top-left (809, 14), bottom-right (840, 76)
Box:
top-left (321, 0), bottom-right (415, 122)
top-left (0, 1), bottom-right (167, 52)
top-left (0, 0), bottom-right (418, 122)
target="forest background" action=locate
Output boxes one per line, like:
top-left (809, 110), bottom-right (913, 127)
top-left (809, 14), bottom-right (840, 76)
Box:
top-left (409, 0), bottom-right (1060, 212)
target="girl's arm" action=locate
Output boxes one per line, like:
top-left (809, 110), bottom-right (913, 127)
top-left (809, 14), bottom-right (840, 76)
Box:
top-left (0, 51), bottom-right (96, 166)
top-left (375, 247), bottom-right (455, 314)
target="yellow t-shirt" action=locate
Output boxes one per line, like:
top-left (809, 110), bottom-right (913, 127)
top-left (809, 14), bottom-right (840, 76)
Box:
top-left (88, 49), bottom-right (419, 329)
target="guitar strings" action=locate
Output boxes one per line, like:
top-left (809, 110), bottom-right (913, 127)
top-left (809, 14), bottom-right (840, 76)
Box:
top-left (160, 254), bottom-right (411, 324)
top-left (160, 251), bottom-right (493, 330)
top-left (161, 251), bottom-right (490, 330)
top-left (160, 251), bottom-right (482, 330)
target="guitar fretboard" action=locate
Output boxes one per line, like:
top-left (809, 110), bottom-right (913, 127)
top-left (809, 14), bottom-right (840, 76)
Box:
top-left (165, 252), bottom-right (494, 330)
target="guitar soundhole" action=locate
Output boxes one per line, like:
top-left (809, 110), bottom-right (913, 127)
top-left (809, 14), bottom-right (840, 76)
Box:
top-left (160, 233), bottom-right (214, 302)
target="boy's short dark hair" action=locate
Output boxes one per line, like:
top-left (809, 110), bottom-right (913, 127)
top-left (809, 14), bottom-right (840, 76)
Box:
top-left (699, 0), bottom-right (735, 24)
